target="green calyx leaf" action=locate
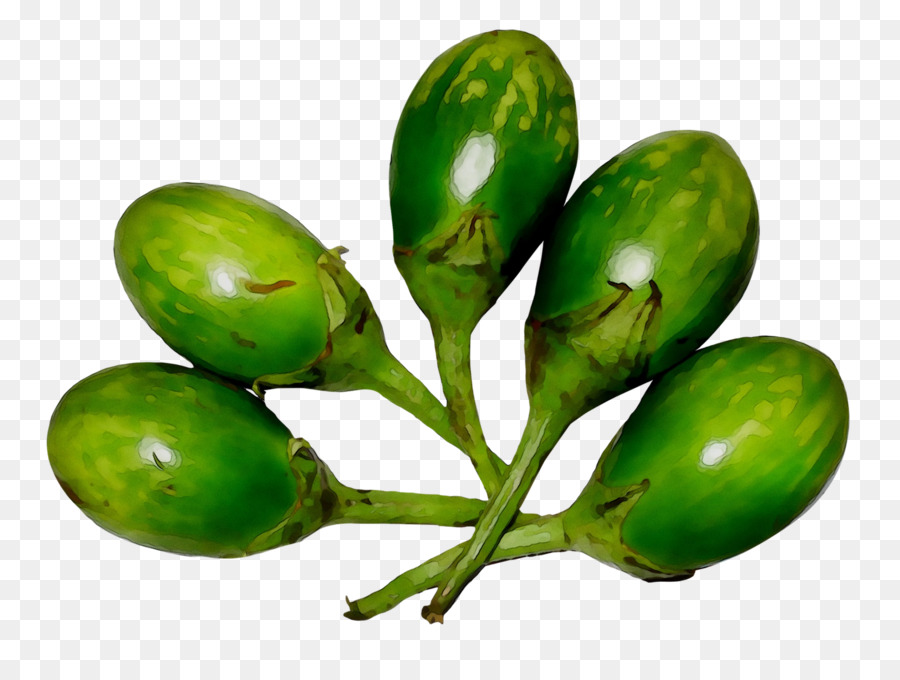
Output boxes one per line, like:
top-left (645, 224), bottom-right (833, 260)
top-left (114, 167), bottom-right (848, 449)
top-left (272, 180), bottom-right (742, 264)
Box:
top-left (564, 431), bottom-right (695, 582)
top-left (252, 246), bottom-right (393, 396)
top-left (525, 279), bottom-right (663, 418)
top-left (244, 438), bottom-right (346, 555)
top-left (564, 476), bottom-right (695, 582)
top-left (316, 247), bottom-right (353, 332)
top-left (423, 203), bottom-right (503, 270)
top-left (393, 204), bottom-right (507, 330)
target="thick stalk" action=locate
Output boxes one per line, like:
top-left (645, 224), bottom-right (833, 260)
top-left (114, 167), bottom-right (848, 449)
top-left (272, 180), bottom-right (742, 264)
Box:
top-left (421, 406), bottom-right (570, 622)
top-left (334, 486), bottom-right (540, 528)
top-left (325, 320), bottom-right (503, 495)
top-left (432, 321), bottom-right (506, 495)
top-left (352, 348), bottom-right (462, 450)
top-left (345, 513), bottom-right (570, 621)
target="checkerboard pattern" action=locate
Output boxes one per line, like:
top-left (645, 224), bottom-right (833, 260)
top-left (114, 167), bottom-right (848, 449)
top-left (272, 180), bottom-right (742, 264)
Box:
top-left (3, 1), bottom-right (897, 677)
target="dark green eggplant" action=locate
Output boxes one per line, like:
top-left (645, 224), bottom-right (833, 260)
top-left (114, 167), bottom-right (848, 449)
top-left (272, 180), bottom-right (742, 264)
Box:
top-left (565, 336), bottom-right (848, 573)
top-left (389, 30), bottom-right (579, 493)
top-left (391, 29), bottom-right (578, 323)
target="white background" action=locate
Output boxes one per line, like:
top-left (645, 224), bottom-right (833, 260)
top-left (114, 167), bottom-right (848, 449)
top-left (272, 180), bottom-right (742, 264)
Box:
top-left (4, 1), bottom-right (897, 678)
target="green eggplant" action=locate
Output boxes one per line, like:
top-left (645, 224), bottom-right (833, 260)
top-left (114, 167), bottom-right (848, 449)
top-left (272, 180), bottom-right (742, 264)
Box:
top-left (420, 129), bottom-right (761, 621)
top-left (114, 182), bottom-right (476, 463)
top-left (47, 363), bottom-right (321, 557)
top-left (564, 335), bottom-right (848, 573)
top-left (391, 28), bottom-right (578, 319)
top-left (346, 337), bottom-right (849, 620)
top-left (389, 29), bottom-right (579, 493)
top-left (527, 129), bottom-right (760, 416)
top-left (116, 182), bottom-right (357, 390)
top-left (47, 363), bottom-right (524, 558)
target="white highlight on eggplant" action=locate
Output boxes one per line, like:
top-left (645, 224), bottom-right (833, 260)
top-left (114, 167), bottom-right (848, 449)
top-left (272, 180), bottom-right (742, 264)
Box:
top-left (208, 261), bottom-right (249, 298)
top-left (699, 440), bottom-right (730, 467)
top-left (216, 271), bottom-right (235, 295)
top-left (138, 437), bottom-right (178, 468)
top-left (450, 132), bottom-right (498, 203)
top-left (605, 243), bottom-right (658, 289)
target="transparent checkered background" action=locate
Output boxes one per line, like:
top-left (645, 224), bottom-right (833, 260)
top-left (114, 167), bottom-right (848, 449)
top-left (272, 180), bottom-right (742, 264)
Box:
top-left (2, 1), bottom-right (897, 678)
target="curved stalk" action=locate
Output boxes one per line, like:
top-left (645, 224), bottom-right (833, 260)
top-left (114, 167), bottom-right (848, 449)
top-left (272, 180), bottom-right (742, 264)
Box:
top-left (276, 298), bottom-right (505, 497)
top-left (421, 405), bottom-right (571, 621)
top-left (335, 486), bottom-right (534, 528)
top-left (432, 321), bottom-right (507, 495)
top-left (345, 513), bottom-right (569, 621)
top-left (352, 347), bottom-right (462, 449)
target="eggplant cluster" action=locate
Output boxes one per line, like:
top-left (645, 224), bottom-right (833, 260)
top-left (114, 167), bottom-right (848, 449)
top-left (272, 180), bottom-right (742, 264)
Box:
top-left (48, 30), bottom-right (848, 624)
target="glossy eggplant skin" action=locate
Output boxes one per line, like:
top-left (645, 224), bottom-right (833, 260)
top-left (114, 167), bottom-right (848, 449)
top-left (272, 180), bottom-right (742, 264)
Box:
top-left (390, 30), bottom-right (578, 326)
top-left (569, 337), bottom-right (849, 574)
top-left (47, 363), bottom-right (320, 558)
top-left (115, 183), bottom-right (331, 386)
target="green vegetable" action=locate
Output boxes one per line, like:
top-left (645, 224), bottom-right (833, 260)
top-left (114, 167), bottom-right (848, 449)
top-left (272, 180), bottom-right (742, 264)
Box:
top-left (346, 337), bottom-right (849, 620)
top-left (420, 130), bottom-right (761, 621)
top-left (46, 26), bottom-right (847, 626)
top-left (389, 30), bottom-right (579, 494)
top-left (47, 363), bottom-right (530, 558)
top-left (114, 182), bottom-right (476, 472)
top-left (528, 130), bottom-right (759, 394)
top-left (565, 336), bottom-right (848, 572)
top-left (115, 183), bottom-right (330, 386)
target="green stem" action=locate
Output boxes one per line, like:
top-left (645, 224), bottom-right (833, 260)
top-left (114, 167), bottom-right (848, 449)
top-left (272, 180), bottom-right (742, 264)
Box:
top-left (432, 321), bottom-right (507, 496)
top-left (354, 348), bottom-right (462, 451)
top-left (334, 486), bottom-right (532, 528)
top-left (253, 273), bottom-right (471, 468)
top-left (421, 405), bottom-right (570, 622)
top-left (324, 311), bottom-right (504, 493)
top-left (345, 513), bottom-right (570, 621)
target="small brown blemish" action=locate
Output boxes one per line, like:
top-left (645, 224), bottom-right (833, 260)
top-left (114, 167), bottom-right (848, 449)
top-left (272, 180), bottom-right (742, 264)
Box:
top-left (57, 478), bottom-right (85, 507)
top-left (394, 246), bottom-right (415, 257)
top-left (595, 495), bottom-right (628, 514)
top-left (230, 331), bottom-right (257, 349)
top-left (525, 49), bottom-right (537, 55)
top-left (244, 279), bottom-right (296, 294)
top-left (354, 308), bottom-right (369, 335)
top-left (489, 29), bottom-right (499, 36)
